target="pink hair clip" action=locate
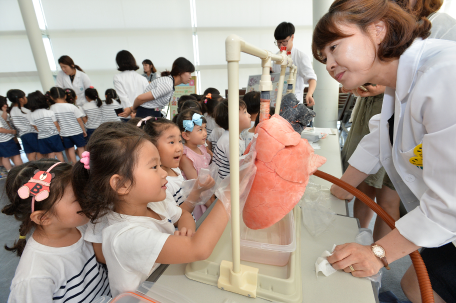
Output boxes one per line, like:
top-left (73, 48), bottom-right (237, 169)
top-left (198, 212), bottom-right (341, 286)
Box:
top-left (89, 86), bottom-right (94, 89)
top-left (136, 116), bottom-right (154, 127)
top-left (80, 151), bottom-right (90, 170)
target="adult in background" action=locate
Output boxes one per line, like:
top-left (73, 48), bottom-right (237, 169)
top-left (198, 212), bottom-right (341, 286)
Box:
top-left (142, 59), bottom-right (157, 83)
top-left (124, 57), bottom-right (195, 119)
top-left (113, 50), bottom-right (149, 121)
top-left (272, 22), bottom-right (317, 106)
top-left (313, 0), bottom-right (456, 302)
top-left (56, 55), bottom-right (92, 107)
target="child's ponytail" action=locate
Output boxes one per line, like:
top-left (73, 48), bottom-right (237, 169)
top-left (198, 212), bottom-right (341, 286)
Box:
top-left (64, 88), bottom-right (77, 105)
top-left (6, 89), bottom-right (26, 114)
top-left (105, 89), bottom-right (120, 105)
top-left (85, 87), bottom-right (102, 107)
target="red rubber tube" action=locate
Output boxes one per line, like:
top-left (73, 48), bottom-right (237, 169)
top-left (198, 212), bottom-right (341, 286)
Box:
top-left (314, 170), bottom-right (434, 303)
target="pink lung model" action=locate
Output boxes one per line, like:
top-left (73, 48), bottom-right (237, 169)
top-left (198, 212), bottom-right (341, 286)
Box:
top-left (243, 114), bottom-right (326, 230)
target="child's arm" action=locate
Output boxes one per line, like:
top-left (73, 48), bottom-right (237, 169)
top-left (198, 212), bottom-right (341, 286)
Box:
top-left (54, 121), bottom-right (61, 133)
top-left (156, 200), bottom-right (229, 264)
top-left (76, 117), bottom-right (87, 137)
top-left (32, 125), bottom-right (38, 132)
top-left (82, 116), bottom-right (88, 123)
top-left (92, 243), bottom-right (106, 264)
top-left (179, 175), bottom-right (215, 214)
top-left (0, 127), bottom-right (16, 134)
top-left (179, 155), bottom-right (198, 180)
top-left (174, 209), bottom-right (196, 237)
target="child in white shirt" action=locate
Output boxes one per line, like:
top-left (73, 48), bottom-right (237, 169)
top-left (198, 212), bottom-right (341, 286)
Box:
top-left (73, 122), bottom-right (231, 296)
top-left (3, 159), bottom-right (110, 303)
top-left (81, 87), bottom-right (103, 143)
top-left (101, 89), bottom-right (123, 123)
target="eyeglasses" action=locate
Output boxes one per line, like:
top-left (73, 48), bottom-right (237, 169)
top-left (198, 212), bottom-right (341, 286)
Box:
top-left (274, 36), bottom-right (291, 47)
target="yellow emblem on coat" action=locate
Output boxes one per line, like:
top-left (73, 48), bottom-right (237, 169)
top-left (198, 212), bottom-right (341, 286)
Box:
top-left (409, 143), bottom-right (423, 169)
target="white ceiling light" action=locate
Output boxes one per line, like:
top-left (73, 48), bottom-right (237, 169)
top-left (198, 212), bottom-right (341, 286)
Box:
top-left (42, 37), bottom-right (57, 71)
top-left (32, 0), bottom-right (47, 30)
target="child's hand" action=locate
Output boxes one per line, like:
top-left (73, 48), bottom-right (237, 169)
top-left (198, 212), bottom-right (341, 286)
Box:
top-left (196, 175), bottom-right (215, 192)
top-left (83, 131), bottom-right (87, 137)
top-left (174, 227), bottom-right (194, 237)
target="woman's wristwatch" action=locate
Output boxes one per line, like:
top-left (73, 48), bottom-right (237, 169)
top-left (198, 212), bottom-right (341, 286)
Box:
top-left (371, 243), bottom-right (390, 270)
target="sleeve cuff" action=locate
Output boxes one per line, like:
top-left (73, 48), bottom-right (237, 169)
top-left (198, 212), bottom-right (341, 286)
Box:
top-left (348, 144), bottom-right (382, 175)
top-left (396, 207), bottom-right (456, 247)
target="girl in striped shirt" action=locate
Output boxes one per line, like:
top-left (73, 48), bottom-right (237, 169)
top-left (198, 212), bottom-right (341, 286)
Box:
top-left (48, 87), bottom-right (86, 165)
top-left (3, 159), bottom-right (110, 303)
top-left (27, 91), bottom-right (65, 162)
top-left (0, 95), bottom-right (23, 172)
top-left (7, 89), bottom-right (40, 161)
top-left (81, 87), bottom-right (103, 143)
top-left (101, 89), bottom-right (123, 123)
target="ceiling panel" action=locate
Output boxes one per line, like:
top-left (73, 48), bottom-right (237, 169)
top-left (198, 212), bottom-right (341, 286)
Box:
top-left (0, 0), bottom-right (26, 31)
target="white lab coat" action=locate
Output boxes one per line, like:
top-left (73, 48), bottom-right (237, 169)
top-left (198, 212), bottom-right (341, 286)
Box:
top-left (113, 70), bottom-right (149, 112)
top-left (349, 39), bottom-right (456, 248)
top-left (272, 47), bottom-right (317, 103)
top-left (56, 69), bottom-right (92, 107)
top-left (428, 12), bottom-right (456, 41)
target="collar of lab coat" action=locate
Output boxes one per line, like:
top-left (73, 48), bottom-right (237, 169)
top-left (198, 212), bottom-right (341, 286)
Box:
top-left (395, 38), bottom-right (426, 102)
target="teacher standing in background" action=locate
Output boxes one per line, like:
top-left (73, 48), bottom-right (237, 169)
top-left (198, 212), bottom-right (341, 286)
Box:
top-left (56, 55), bottom-right (92, 107)
top-left (142, 59), bottom-right (157, 83)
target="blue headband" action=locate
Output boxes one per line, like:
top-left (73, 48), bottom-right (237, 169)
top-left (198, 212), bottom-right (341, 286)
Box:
top-left (183, 113), bottom-right (203, 132)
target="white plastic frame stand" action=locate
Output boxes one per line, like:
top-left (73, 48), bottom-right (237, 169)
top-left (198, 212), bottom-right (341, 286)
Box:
top-left (185, 35), bottom-right (302, 303)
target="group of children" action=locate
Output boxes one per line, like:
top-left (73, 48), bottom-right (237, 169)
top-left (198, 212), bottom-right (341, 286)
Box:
top-left (1, 86), bottom-right (265, 302)
top-left (0, 86), bottom-right (123, 172)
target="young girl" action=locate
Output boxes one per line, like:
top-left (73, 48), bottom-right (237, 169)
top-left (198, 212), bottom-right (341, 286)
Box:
top-left (72, 122), bottom-right (229, 296)
top-left (177, 109), bottom-right (211, 180)
top-left (48, 87), bottom-right (86, 164)
top-left (27, 91), bottom-right (65, 162)
top-left (201, 93), bottom-right (222, 136)
top-left (101, 88), bottom-right (123, 123)
top-left (81, 87), bottom-right (103, 143)
top-left (2, 159), bottom-right (110, 302)
top-left (7, 89), bottom-right (41, 161)
top-left (0, 95), bottom-right (23, 171)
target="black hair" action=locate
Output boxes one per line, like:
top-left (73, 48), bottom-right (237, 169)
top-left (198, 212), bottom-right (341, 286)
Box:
top-left (85, 87), bottom-right (102, 107)
top-left (137, 117), bottom-right (178, 146)
top-left (242, 91), bottom-right (261, 115)
top-left (176, 109), bottom-right (207, 133)
top-left (58, 55), bottom-right (84, 72)
top-left (0, 95), bottom-right (7, 109)
top-left (116, 50), bottom-right (139, 71)
top-left (177, 95), bottom-right (197, 112)
top-left (72, 122), bottom-right (152, 222)
top-left (142, 59), bottom-right (157, 73)
top-left (6, 89), bottom-right (26, 114)
top-left (161, 57), bottom-right (195, 77)
top-left (105, 89), bottom-right (121, 105)
top-left (45, 87), bottom-right (66, 105)
top-left (180, 100), bottom-right (202, 113)
top-left (27, 91), bottom-right (48, 112)
top-left (274, 22), bottom-right (295, 41)
top-left (214, 98), bottom-right (247, 130)
top-left (63, 88), bottom-right (77, 105)
top-left (2, 159), bottom-right (73, 256)
top-left (190, 94), bottom-right (202, 101)
top-left (202, 93), bottom-right (222, 117)
top-left (203, 87), bottom-right (220, 95)
top-left (255, 107), bottom-right (275, 127)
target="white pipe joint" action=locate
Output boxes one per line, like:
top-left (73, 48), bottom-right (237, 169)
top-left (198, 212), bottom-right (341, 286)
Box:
top-left (226, 34), bottom-right (242, 62)
top-left (259, 53), bottom-right (273, 92)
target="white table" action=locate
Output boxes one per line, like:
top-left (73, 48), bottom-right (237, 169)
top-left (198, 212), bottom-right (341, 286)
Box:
top-left (147, 129), bottom-right (376, 303)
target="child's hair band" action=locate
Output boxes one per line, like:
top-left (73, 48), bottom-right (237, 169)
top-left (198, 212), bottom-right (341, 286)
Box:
top-left (19, 235), bottom-right (26, 240)
top-left (136, 116), bottom-right (156, 127)
top-left (204, 93), bottom-right (212, 104)
top-left (80, 151), bottom-right (90, 170)
top-left (183, 113), bottom-right (203, 132)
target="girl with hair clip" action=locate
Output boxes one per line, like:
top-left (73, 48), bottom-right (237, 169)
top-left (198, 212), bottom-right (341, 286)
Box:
top-left (113, 50), bottom-right (149, 120)
top-left (0, 95), bottom-right (23, 172)
top-left (56, 55), bottom-right (92, 107)
top-left (2, 159), bottom-right (110, 303)
top-left (201, 93), bottom-right (222, 136)
top-left (7, 89), bottom-right (41, 161)
top-left (102, 89), bottom-right (123, 123)
top-left (124, 57), bottom-right (195, 118)
top-left (48, 87), bottom-right (86, 164)
top-left (27, 91), bottom-right (65, 162)
top-left (81, 87), bottom-right (103, 143)
top-left (142, 59), bottom-right (157, 83)
top-left (72, 122), bottom-right (229, 296)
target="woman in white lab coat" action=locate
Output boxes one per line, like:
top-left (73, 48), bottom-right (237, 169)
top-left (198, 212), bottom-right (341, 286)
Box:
top-left (56, 55), bottom-right (92, 107)
top-left (312, 0), bottom-right (456, 302)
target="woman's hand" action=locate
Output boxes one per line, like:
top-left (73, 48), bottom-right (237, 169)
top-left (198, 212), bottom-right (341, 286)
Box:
top-left (118, 107), bottom-right (132, 118)
top-left (330, 184), bottom-right (354, 201)
top-left (327, 243), bottom-right (384, 277)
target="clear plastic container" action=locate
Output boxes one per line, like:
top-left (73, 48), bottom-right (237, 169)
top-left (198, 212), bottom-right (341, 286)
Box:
top-left (239, 210), bottom-right (296, 266)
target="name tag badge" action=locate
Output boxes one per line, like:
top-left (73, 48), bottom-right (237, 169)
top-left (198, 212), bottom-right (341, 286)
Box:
top-left (409, 144), bottom-right (423, 169)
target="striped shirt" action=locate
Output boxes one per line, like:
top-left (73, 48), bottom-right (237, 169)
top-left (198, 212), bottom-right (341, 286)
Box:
top-left (50, 103), bottom-right (84, 137)
top-left (9, 107), bottom-right (36, 137)
top-left (101, 102), bottom-right (123, 123)
top-left (213, 130), bottom-right (231, 179)
top-left (29, 109), bottom-right (59, 139)
top-left (8, 233), bottom-right (111, 303)
top-left (166, 168), bottom-right (185, 207)
top-left (142, 75), bottom-right (174, 109)
top-left (81, 102), bottom-right (103, 129)
top-left (0, 115), bottom-right (14, 143)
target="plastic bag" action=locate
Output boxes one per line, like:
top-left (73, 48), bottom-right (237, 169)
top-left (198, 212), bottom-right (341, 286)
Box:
top-left (180, 163), bottom-right (219, 207)
top-left (300, 182), bottom-right (336, 237)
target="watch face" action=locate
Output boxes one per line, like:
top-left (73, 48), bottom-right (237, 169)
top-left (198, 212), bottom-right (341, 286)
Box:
top-left (372, 245), bottom-right (385, 258)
